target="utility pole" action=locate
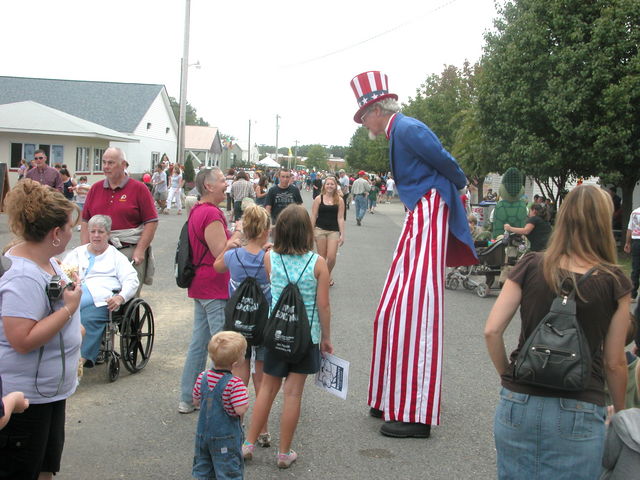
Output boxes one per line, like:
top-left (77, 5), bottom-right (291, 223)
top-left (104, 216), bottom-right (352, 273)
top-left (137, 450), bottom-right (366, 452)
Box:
top-left (247, 119), bottom-right (251, 165)
top-left (294, 139), bottom-right (299, 170)
top-left (177, 0), bottom-right (191, 167)
top-left (275, 114), bottom-right (280, 167)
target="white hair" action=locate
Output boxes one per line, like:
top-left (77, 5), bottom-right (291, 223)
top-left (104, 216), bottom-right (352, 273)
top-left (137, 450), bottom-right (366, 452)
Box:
top-left (374, 98), bottom-right (400, 114)
top-left (88, 214), bottom-right (112, 232)
top-left (196, 167), bottom-right (223, 196)
top-left (104, 147), bottom-right (127, 163)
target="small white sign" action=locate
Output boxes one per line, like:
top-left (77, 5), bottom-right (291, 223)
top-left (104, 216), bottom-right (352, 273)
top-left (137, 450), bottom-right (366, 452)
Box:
top-left (315, 353), bottom-right (349, 400)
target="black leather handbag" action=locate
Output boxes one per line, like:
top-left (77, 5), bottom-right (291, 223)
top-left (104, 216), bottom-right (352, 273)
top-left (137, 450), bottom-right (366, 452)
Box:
top-left (514, 267), bottom-right (598, 392)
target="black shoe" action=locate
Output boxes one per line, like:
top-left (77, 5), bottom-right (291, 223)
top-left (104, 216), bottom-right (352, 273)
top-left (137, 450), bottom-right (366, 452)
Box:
top-left (95, 352), bottom-right (106, 365)
top-left (357, 219), bottom-right (361, 226)
top-left (380, 421), bottom-right (431, 438)
top-left (369, 407), bottom-right (383, 418)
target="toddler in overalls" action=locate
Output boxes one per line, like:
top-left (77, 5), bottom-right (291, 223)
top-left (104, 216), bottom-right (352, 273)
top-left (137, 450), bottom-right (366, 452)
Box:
top-left (192, 331), bottom-right (249, 480)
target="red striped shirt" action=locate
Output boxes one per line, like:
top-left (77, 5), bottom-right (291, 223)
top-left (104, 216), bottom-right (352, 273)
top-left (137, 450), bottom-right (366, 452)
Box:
top-left (192, 370), bottom-right (248, 417)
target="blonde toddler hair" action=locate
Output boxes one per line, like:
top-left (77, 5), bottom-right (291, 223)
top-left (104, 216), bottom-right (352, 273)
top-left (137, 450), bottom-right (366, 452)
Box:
top-left (208, 331), bottom-right (247, 368)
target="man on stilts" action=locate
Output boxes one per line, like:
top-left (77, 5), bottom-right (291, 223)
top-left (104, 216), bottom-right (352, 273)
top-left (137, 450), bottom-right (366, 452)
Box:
top-left (350, 71), bottom-right (477, 438)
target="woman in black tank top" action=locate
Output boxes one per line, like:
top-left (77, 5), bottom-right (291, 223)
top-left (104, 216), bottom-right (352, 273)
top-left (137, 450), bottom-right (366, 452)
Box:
top-left (310, 175), bottom-right (345, 286)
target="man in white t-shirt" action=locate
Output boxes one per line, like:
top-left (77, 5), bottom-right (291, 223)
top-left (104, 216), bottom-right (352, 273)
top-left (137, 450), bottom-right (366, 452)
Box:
top-left (624, 206), bottom-right (640, 301)
top-left (385, 176), bottom-right (395, 203)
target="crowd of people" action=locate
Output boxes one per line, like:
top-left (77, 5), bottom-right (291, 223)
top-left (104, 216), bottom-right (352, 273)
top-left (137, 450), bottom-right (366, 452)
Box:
top-left (1, 69), bottom-right (639, 480)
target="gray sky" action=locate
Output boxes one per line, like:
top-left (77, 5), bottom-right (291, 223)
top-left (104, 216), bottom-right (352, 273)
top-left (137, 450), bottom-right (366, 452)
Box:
top-left (2, 0), bottom-right (498, 149)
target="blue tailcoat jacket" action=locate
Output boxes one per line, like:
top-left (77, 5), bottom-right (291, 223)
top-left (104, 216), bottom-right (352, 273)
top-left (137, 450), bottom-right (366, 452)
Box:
top-left (389, 114), bottom-right (478, 266)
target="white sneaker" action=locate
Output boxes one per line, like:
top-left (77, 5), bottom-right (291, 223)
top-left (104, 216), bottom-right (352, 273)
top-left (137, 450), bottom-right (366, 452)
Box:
top-left (178, 401), bottom-right (195, 414)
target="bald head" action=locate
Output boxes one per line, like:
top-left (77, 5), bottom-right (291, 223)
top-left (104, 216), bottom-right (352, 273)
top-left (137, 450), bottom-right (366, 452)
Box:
top-left (102, 147), bottom-right (127, 185)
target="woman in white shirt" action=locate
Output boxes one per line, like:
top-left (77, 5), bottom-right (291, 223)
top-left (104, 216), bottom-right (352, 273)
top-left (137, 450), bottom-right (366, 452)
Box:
top-left (63, 215), bottom-right (138, 367)
top-left (166, 165), bottom-right (184, 215)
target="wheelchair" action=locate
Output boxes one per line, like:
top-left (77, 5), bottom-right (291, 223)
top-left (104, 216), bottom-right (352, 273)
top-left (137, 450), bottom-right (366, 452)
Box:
top-left (99, 289), bottom-right (155, 382)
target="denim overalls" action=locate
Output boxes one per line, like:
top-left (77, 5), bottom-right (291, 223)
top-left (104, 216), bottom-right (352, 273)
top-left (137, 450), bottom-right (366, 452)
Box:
top-left (192, 371), bottom-right (244, 480)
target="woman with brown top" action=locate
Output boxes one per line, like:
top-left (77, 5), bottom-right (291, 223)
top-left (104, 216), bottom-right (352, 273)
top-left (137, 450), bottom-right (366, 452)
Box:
top-left (484, 185), bottom-right (631, 480)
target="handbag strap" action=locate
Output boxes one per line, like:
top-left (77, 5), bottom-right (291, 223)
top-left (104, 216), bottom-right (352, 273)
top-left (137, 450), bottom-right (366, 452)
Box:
top-left (560, 265), bottom-right (599, 298)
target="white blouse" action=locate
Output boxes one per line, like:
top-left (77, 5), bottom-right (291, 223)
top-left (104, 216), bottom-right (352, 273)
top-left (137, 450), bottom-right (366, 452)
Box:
top-left (63, 244), bottom-right (139, 307)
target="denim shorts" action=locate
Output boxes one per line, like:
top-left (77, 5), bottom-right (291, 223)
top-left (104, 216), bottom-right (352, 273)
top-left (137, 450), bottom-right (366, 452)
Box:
top-left (493, 387), bottom-right (606, 480)
top-left (245, 345), bottom-right (267, 362)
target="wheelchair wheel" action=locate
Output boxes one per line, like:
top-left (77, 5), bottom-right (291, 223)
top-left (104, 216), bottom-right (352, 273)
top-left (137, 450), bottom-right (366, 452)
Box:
top-left (120, 298), bottom-right (154, 374)
top-left (107, 352), bottom-right (120, 382)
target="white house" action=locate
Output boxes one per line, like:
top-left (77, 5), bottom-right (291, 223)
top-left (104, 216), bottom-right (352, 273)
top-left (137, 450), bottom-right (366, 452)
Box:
top-left (184, 126), bottom-right (223, 168)
top-left (0, 76), bottom-right (177, 184)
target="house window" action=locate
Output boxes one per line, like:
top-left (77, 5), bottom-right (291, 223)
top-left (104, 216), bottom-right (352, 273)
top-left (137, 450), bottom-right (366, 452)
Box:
top-left (10, 143), bottom-right (22, 168)
top-left (51, 145), bottom-right (64, 165)
top-left (93, 148), bottom-right (105, 172)
top-left (147, 122), bottom-right (152, 130)
top-left (24, 144), bottom-right (36, 161)
top-left (151, 152), bottom-right (160, 170)
top-left (76, 147), bottom-right (90, 172)
top-left (166, 127), bottom-right (170, 134)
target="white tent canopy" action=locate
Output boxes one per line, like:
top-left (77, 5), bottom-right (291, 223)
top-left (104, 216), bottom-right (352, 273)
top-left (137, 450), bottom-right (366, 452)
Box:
top-left (258, 157), bottom-right (280, 167)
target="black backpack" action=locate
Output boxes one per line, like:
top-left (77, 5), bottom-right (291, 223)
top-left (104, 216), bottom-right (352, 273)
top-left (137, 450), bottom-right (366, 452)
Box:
top-left (224, 250), bottom-right (269, 346)
top-left (174, 212), bottom-right (207, 288)
top-left (263, 254), bottom-right (316, 363)
top-left (514, 267), bottom-right (598, 392)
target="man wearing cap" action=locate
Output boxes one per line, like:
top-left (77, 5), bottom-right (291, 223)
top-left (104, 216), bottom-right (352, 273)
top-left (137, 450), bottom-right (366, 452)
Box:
top-left (350, 171), bottom-right (371, 226)
top-left (350, 71), bottom-right (477, 438)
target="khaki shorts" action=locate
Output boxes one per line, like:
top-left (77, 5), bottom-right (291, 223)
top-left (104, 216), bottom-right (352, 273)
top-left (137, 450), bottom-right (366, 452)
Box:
top-left (314, 227), bottom-right (340, 241)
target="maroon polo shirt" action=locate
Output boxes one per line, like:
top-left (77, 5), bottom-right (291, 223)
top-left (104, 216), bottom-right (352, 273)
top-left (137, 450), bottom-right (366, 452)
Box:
top-left (82, 177), bottom-right (158, 230)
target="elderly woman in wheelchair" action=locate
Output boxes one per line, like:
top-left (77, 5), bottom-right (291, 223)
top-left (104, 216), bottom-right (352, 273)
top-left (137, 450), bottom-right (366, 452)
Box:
top-left (63, 214), bottom-right (139, 368)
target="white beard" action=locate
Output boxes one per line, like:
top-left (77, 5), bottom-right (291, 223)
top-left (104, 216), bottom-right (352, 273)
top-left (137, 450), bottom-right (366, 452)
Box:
top-left (368, 130), bottom-right (378, 141)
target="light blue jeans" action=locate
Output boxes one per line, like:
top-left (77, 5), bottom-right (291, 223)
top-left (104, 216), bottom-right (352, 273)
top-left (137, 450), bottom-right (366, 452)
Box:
top-left (494, 387), bottom-right (606, 480)
top-left (180, 298), bottom-right (226, 404)
top-left (354, 194), bottom-right (368, 221)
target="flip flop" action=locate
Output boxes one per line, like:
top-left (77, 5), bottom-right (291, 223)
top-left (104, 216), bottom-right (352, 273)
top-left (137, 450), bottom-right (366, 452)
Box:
top-left (329, 279), bottom-right (335, 287)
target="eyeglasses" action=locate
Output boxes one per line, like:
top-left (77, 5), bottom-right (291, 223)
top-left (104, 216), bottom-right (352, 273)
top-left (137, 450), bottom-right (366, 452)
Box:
top-left (360, 108), bottom-right (373, 123)
top-left (34, 156), bottom-right (45, 160)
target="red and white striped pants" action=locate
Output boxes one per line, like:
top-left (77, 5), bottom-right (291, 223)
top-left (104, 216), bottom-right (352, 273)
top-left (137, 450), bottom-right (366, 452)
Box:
top-left (368, 189), bottom-right (449, 425)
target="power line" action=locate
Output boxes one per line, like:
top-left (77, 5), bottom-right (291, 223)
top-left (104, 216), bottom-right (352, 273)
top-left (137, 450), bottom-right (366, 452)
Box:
top-left (280, 0), bottom-right (461, 68)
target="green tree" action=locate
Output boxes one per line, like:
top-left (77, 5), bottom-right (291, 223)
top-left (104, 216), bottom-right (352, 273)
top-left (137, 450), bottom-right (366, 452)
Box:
top-left (345, 127), bottom-right (389, 173)
top-left (477, 0), bottom-right (639, 207)
top-left (403, 62), bottom-right (477, 152)
top-left (305, 145), bottom-right (329, 171)
top-left (168, 96), bottom-right (209, 126)
top-left (183, 156), bottom-right (195, 183)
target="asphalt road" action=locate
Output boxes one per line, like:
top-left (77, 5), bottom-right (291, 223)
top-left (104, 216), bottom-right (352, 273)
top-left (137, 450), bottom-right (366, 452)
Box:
top-left (0, 189), bottom-right (521, 479)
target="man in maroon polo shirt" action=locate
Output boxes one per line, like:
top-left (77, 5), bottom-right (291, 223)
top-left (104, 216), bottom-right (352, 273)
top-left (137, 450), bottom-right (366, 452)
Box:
top-left (25, 149), bottom-right (63, 191)
top-left (81, 147), bottom-right (158, 293)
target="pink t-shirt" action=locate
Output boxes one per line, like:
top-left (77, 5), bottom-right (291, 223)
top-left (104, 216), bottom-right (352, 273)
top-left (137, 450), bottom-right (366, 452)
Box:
top-left (187, 203), bottom-right (231, 299)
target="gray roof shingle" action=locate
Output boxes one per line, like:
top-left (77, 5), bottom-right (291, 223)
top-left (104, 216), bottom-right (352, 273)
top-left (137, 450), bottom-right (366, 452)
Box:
top-left (0, 76), bottom-right (165, 133)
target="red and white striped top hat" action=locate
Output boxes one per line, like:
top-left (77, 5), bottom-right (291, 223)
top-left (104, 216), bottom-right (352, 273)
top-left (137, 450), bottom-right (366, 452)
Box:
top-left (350, 71), bottom-right (398, 124)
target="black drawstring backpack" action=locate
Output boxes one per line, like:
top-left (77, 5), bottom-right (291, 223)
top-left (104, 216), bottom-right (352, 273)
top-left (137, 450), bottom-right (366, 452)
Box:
top-left (263, 254), bottom-right (316, 363)
top-left (223, 250), bottom-right (269, 346)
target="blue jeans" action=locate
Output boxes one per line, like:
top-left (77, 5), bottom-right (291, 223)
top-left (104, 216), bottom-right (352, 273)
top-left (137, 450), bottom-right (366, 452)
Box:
top-left (180, 299), bottom-right (226, 404)
top-left (355, 194), bottom-right (367, 221)
top-left (494, 387), bottom-right (606, 480)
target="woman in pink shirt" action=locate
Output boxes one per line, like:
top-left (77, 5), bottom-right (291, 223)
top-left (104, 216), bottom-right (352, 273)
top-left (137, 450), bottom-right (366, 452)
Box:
top-left (178, 167), bottom-right (243, 414)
